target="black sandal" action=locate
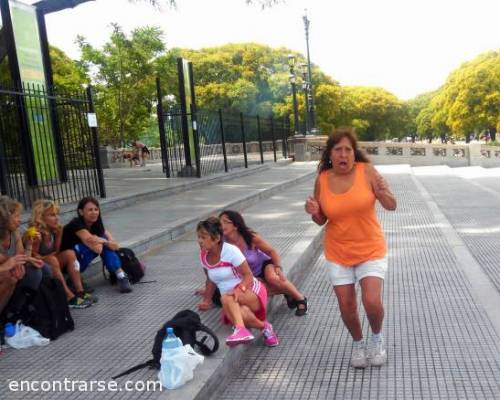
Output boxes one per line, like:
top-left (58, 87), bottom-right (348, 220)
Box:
top-left (284, 294), bottom-right (297, 309)
top-left (295, 297), bottom-right (308, 316)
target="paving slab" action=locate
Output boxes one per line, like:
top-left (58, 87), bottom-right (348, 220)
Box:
top-left (213, 170), bottom-right (500, 400)
top-left (0, 168), bottom-right (322, 400)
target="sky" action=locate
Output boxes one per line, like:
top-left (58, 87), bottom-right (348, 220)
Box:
top-left (29, 0), bottom-right (500, 100)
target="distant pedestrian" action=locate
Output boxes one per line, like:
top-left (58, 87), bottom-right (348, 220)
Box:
top-left (131, 141), bottom-right (150, 167)
top-left (305, 128), bottom-right (396, 368)
top-left (196, 217), bottom-right (279, 347)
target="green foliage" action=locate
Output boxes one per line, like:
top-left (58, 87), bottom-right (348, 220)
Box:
top-left (49, 46), bottom-right (88, 92)
top-left (342, 86), bottom-right (408, 140)
top-left (415, 50), bottom-right (500, 139)
top-left (177, 43), bottom-right (299, 117)
top-left (77, 24), bottom-right (165, 146)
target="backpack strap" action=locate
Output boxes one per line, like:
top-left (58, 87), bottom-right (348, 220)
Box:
top-left (111, 360), bottom-right (158, 380)
top-left (194, 324), bottom-right (219, 356)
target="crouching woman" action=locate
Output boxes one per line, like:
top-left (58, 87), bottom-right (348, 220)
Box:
top-left (196, 217), bottom-right (278, 347)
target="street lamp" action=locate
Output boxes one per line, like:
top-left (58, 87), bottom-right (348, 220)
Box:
top-left (303, 9), bottom-right (318, 134)
top-left (300, 63), bottom-right (310, 135)
top-left (287, 54), bottom-right (300, 135)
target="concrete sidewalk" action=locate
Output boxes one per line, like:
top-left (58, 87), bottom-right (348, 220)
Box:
top-left (212, 166), bottom-right (500, 400)
top-left (1, 164), bottom-right (499, 400)
top-left (0, 163), bottom-right (322, 400)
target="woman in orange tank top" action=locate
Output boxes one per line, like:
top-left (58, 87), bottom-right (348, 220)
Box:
top-left (305, 128), bottom-right (396, 369)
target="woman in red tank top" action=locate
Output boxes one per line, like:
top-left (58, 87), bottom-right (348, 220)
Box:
top-left (305, 128), bottom-right (396, 369)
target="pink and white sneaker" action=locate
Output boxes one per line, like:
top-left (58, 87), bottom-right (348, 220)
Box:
top-left (262, 321), bottom-right (279, 347)
top-left (225, 327), bottom-right (254, 347)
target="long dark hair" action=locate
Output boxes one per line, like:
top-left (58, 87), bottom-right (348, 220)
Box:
top-left (318, 127), bottom-right (369, 173)
top-left (77, 196), bottom-right (105, 235)
top-left (219, 210), bottom-right (255, 248)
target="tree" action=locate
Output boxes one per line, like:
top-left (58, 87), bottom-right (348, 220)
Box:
top-left (177, 43), bottom-right (300, 116)
top-left (49, 45), bottom-right (88, 92)
top-left (78, 24), bottom-right (165, 146)
top-left (414, 50), bottom-right (499, 141)
top-left (341, 86), bottom-right (407, 141)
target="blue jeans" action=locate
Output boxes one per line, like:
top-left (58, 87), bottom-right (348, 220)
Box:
top-left (74, 243), bottom-right (121, 274)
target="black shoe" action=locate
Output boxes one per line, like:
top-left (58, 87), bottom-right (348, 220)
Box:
top-left (117, 277), bottom-right (132, 293)
top-left (295, 297), bottom-right (308, 316)
top-left (284, 294), bottom-right (297, 309)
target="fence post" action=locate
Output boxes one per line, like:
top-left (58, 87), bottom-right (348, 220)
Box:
top-left (156, 77), bottom-right (171, 178)
top-left (0, 135), bottom-right (8, 195)
top-left (270, 116), bottom-right (277, 162)
top-left (218, 109), bottom-right (229, 173)
top-left (256, 115), bottom-right (264, 164)
top-left (281, 116), bottom-right (286, 159)
top-left (239, 112), bottom-right (248, 168)
top-left (86, 86), bottom-right (106, 198)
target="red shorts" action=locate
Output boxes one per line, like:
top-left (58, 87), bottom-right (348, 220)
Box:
top-left (222, 278), bottom-right (268, 324)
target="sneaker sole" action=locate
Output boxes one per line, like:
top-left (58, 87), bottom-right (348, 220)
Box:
top-left (225, 336), bottom-right (254, 347)
top-left (69, 304), bottom-right (92, 309)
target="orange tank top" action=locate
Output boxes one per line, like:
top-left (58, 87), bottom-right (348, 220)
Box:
top-left (318, 163), bottom-right (386, 266)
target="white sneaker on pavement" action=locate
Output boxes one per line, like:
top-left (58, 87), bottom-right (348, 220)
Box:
top-left (351, 343), bottom-right (368, 368)
top-left (368, 336), bottom-right (387, 366)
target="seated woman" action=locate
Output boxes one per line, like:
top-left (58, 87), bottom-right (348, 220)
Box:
top-left (0, 196), bottom-right (49, 300)
top-left (219, 210), bottom-right (308, 316)
top-left (0, 206), bottom-right (26, 315)
top-left (60, 197), bottom-right (132, 294)
top-left (196, 217), bottom-right (278, 347)
top-left (28, 200), bottom-right (93, 309)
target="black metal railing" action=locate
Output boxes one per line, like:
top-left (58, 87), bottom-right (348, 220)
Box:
top-left (158, 107), bottom-right (292, 178)
top-left (0, 83), bottom-right (104, 208)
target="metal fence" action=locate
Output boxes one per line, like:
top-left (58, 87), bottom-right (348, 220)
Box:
top-left (0, 83), bottom-right (104, 208)
top-left (158, 107), bottom-right (292, 178)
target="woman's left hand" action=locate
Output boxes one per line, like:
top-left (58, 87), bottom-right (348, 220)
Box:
top-left (106, 240), bottom-right (120, 251)
top-left (28, 257), bottom-right (45, 268)
top-left (373, 174), bottom-right (389, 195)
top-left (274, 266), bottom-right (286, 281)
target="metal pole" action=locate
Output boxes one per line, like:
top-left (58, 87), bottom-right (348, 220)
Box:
top-left (288, 55), bottom-right (300, 135)
top-left (239, 112), bottom-right (248, 168)
top-left (256, 115), bottom-right (264, 164)
top-left (302, 75), bottom-right (310, 135)
top-left (156, 77), bottom-right (171, 178)
top-left (270, 116), bottom-right (277, 162)
top-left (86, 86), bottom-right (106, 198)
top-left (303, 10), bottom-right (317, 132)
top-left (218, 109), bottom-right (228, 173)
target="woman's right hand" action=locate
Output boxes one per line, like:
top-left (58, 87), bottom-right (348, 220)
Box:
top-left (11, 264), bottom-right (25, 280)
top-left (305, 196), bottom-right (320, 215)
top-left (197, 300), bottom-right (212, 311)
top-left (1, 254), bottom-right (28, 271)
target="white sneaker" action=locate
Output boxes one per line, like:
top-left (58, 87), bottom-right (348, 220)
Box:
top-left (351, 345), bottom-right (368, 368)
top-left (368, 337), bottom-right (387, 366)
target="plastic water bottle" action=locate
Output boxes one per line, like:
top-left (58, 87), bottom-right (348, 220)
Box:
top-left (159, 327), bottom-right (183, 389)
top-left (162, 327), bottom-right (182, 355)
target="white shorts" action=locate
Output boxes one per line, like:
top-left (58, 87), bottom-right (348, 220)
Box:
top-left (325, 257), bottom-right (388, 286)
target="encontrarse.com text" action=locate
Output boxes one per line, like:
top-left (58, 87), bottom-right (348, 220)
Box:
top-left (8, 379), bottom-right (163, 392)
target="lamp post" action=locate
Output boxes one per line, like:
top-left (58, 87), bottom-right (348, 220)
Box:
top-left (301, 63), bottom-right (310, 135)
top-left (303, 9), bottom-right (317, 134)
top-left (287, 54), bottom-right (300, 135)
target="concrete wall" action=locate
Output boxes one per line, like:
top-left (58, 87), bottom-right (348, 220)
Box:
top-left (289, 136), bottom-right (500, 168)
